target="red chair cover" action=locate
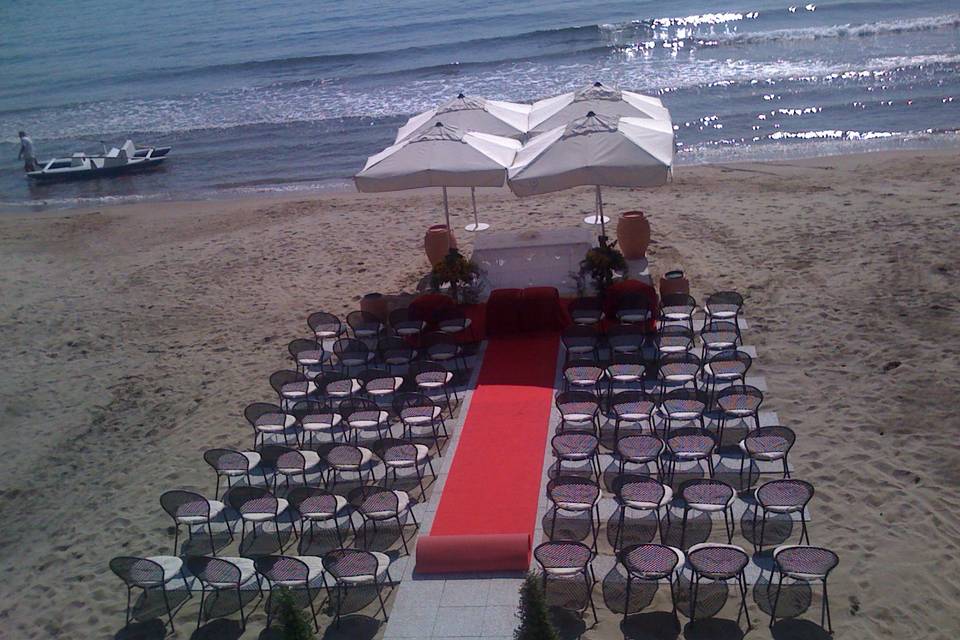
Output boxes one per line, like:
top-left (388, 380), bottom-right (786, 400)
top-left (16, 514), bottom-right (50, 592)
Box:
top-left (604, 280), bottom-right (660, 333)
top-left (485, 289), bottom-right (523, 337)
top-left (520, 287), bottom-right (565, 333)
top-left (408, 293), bottom-right (456, 325)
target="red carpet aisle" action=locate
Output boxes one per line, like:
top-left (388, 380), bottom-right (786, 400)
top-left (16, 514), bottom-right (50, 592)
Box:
top-left (416, 333), bottom-right (560, 573)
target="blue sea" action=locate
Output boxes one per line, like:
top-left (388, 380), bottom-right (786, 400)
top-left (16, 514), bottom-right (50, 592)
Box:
top-left (1, 0), bottom-right (957, 210)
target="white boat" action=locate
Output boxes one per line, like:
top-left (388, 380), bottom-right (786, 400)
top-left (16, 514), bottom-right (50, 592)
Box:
top-left (26, 140), bottom-right (171, 182)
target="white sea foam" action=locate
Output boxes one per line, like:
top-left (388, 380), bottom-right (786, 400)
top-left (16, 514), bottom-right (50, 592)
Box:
top-left (711, 13), bottom-right (959, 46)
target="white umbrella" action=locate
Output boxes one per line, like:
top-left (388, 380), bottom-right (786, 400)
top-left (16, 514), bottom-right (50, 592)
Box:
top-left (394, 94), bottom-right (530, 232)
top-left (394, 93), bottom-right (529, 143)
top-left (508, 112), bottom-right (674, 236)
top-left (354, 122), bottom-right (520, 238)
top-left (527, 81), bottom-right (671, 137)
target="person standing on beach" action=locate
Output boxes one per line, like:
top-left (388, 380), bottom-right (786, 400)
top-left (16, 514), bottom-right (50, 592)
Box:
top-left (18, 131), bottom-right (38, 172)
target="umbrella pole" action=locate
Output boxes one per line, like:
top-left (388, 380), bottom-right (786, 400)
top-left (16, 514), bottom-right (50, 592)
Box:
top-left (465, 187), bottom-right (489, 232)
top-left (442, 186), bottom-right (452, 244)
top-left (597, 185), bottom-right (607, 238)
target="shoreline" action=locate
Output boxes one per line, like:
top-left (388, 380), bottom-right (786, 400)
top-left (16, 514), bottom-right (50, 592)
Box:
top-left (4, 143), bottom-right (959, 217)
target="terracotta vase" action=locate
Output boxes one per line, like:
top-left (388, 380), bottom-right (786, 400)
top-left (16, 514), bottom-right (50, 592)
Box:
top-left (616, 211), bottom-right (652, 259)
top-left (659, 269), bottom-right (690, 298)
top-left (424, 224), bottom-right (457, 266)
top-left (360, 292), bottom-right (389, 322)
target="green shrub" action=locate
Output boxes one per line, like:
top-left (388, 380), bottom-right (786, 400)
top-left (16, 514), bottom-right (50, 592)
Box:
top-left (515, 572), bottom-right (559, 640)
top-left (275, 587), bottom-right (315, 640)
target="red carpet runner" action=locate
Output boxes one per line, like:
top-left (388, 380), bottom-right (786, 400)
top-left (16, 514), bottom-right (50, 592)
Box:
top-left (416, 333), bottom-right (560, 573)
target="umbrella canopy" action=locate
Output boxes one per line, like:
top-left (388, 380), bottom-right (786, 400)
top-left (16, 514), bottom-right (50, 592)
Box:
top-left (394, 94), bottom-right (530, 143)
top-left (355, 121), bottom-right (520, 234)
top-left (527, 81), bottom-right (670, 136)
top-left (508, 112), bottom-right (674, 234)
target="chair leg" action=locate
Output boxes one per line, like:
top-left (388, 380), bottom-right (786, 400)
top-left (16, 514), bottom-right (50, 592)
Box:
top-left (195, 587), bottom-right (206, 630)
top-left (770, 569), bottom-right (784, 627)
top-left (161, 583), bottom-right (175, 632)
top-left (623, 574), bottom-right (632, 621)
top-left (306, 584), bottom-right (320, 631)
top-left (739, 571), bottom-right (752, 628)
top-left (823, 578), bottom-right (833, 633)
top-left (585, 570), bottom-right (598, 623)
top-left (376, 579), bottom-right (389, 622)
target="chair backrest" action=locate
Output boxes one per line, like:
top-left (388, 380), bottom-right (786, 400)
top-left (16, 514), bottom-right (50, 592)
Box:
top-left (613, 474), bottom-right (666, 504)
top-left (661, 293), bottom-right (696, 311)
top-left (666, 427), bottom-right (716, 452)
top-left (332, 338), bottom-right (370, 362)
top-left (288, 338), bottom-right (318, 359)
top-left (244, 402), bottom-right (285, 427)
top-left (319, 442), bottom-right (365, 468)
top-left (226, 486), bottom-right (279, 515)
top-left (287, 486), bottom-right (338, 515)
top-left (373, 438), bottom-right (418, 464)
top-left (258, 444), bottom-right (295, 470)
top-left (307, 311), bottom-right (342, 337)
top-left (706, 348), bottom-right (752, 373)
top-left (186, 555), bottom-right (241, 586)
top-left (276, 449), bottom-right (310, 472)
top-left (619, 544), bottom-right (680, 575)
top-left (323, 549), bottom-right (380, 581)
top-left (547, 475), bottom-right (600, 506)
top-left (561, 325), bottom-right (599, 348)
top-left (555, 390), bottom-right (600, 414)
top-left (160, 490), bottom-right (211, 521)
top-left (610, 389), bottom-right (652, 410)
top-left (756, 479), bottom-right (815, 508)
top-left (204, 448), bottom-right (251, 473)
top-left (533, 541), bottom-right (592, 570)
top-left (656, 324), bottom-right (694, 351)
top-left (682, 478), bottom-right (734, 506)
top-left (563, 359), bottom-right (604, 381)
top-left (715, 384), bottom-right (763, 412)
top-left (745, 425), bottom-right (796, 450)
top-left (290, 400), bottom-right (328, 422)
top-left (408, 360), bottom-right (451, 385)
top-left (110, 556), bottom-right (166, 586)
top-left (254, 555), bottom-right (310, 585)
top-left (393, 391), bottom-right (437, 416)
top-left (360, 368), bottom-right (401, 393)
top-left (346, 310), bottom-right (384, 335)
top-left (706, 291), bottom-right (743, 313)
top-left (269, 370), bottom-right (306, 394)
top-left (661, 388), bottom-right (705, 414)
top-left (338, 396), bottom-right (379, 418)
top-left (350, 485), bottom-right (400, 515)
top-left (378, 335), bottom-right (414, 359)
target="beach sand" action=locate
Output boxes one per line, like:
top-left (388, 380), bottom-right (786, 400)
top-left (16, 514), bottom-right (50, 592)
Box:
top-left (0, 149), bottom-right (958, 639)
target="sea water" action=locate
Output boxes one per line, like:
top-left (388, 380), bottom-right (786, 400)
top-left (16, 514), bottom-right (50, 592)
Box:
top-left (0, 0), bottom-right (957, 209)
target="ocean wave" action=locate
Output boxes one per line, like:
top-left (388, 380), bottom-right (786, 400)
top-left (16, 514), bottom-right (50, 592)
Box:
top-left (704, 13), bottom-right (960, 46)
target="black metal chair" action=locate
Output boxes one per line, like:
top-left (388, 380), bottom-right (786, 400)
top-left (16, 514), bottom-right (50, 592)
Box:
top-left (561, 325), bottom-right (601, 361)
top-left (332, 337), bottom-right (375, 372)
top-left (612, 475), bottom-right (673, 549)
top-left (204, 448), bottom-right (261, 497)
top-left (568, 296), bottom-right (604, 326)
top-left (318, 371), bottom-right (362, 408)
top-left (546, 475), bottom-right (601, 550)
top-left (739, 425), bottom-right (796, 487)
top-left (555, 390), bottom-right (601, 435)
top-left (339, 397), bottom-right (393, 443)
top-left (700, 319), bottom-right (741, 360)
top-left (359, 368), bottom-right (405, 407)
top-left (307, 311), bottom-right (343, 371)
top-left (373, 438), bottom-right (437, 495)
top-left (160, 490), bottom-right (228, 555)
top-left (244, 401), bottom-right (297, 448)
top-left (608, 390), bottom-right (657, 444)
top-left (226, 486), bottom-right (292, 552)
top-left (110, 556), bottom-right (190, 633)
top-left (347, 485), bottom-right (419, 555)
top-left (254, 555), bottom-right (327, 632)
top-left (291, 400), bottom-right (342, 446)
top-left (702, 349), bottom-right (752, 402)
top-left (563, 359), bottom-right (605, 394)
top-left (687, 543), bottom-right (751, 630)
top-left (275, 448), bottom-right (323, 490)
top-left (393, 391), bottom-right (449, 452)
top-left (376, 335), bottom-right (416, 372)
top-left (388, 306), bottom-right (426, 339)
top-left (770, 545), bottom-right (838, 632)
top-left (533, 541), bottom-right (599, 622)
top-left (616, 433), bottom-right (665, 478)
top-left (753, 479), bottom-right (814, 552)
top-left (655, 324), bottom-right (694, 355)
top-left (288, 338), bottom-right (325, 375)
top-left (704, 291), bottom-right (744, 340)
top-left (287, 486), bottom-right (354, 547)
top-left (346, 310), bottom-right (385, 340)
top-left (619, 544), bottom-right (685, 626)
top-left (421, 331), bottom-right (467, 371)
top-left (664, 427), bottom-right (717, 485)
top-left (658, 351), bottom-right (701, 394)
top-left (715, 384), bottom-right (763, 444)
top-left (660, 293), bottom-right (697, 332)
top-left (659, 388), bottom-right (707, 433)
top-left (435, 306), bottom-right (473, 338)
top-left (408, 360), bottom-right (458, 416)
top-left (679, 479), bottom-right (736, 549)
top-left (186, 555), bottom-right (261, 631)
top-left (318, 442), bottom-right (377, 487)
top-left (607, 323), bottom-right (647, 356)
top-left (605, 353), bottom-right (646, 397)
top-left (551, 432), bottom-right (601, 479)
top-left (616, 293), bottom-right (655, 326)
top-left (269, 370), bottom-right (316, 408)
top-left (322, 549), bottom-right (394, 627)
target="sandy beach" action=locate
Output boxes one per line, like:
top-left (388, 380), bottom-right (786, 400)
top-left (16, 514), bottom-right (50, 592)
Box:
top-left (0, 148), bottom-right (958, 639)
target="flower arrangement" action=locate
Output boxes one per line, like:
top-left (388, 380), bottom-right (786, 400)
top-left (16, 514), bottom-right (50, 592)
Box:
top-left (579, 236), bottom-right (627, 299)
top-left (430, 248), bottom-right (481, 303)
